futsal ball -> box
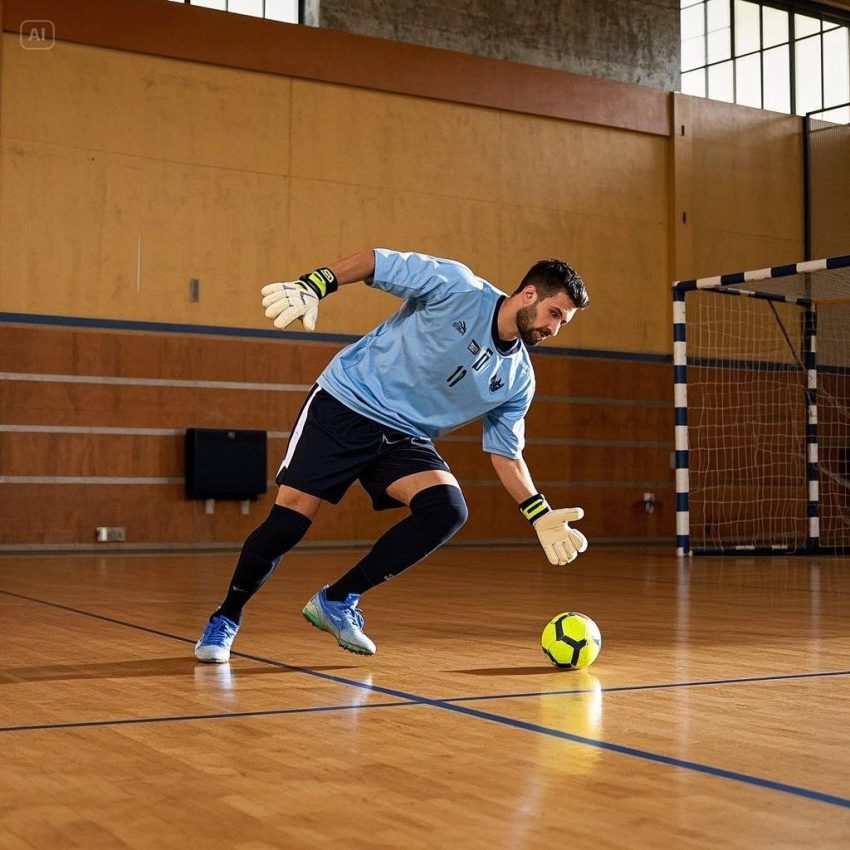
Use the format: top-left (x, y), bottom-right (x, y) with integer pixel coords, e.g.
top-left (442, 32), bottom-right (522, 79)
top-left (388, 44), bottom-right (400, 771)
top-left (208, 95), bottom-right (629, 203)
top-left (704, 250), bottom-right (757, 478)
top-left (541, 612), bottom-right (602, 670)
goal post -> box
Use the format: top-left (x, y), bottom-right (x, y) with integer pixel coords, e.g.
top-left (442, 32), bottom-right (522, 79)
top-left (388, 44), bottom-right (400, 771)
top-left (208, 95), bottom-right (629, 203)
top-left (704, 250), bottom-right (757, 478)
top-left (673, 254), bottom-right (850, 556)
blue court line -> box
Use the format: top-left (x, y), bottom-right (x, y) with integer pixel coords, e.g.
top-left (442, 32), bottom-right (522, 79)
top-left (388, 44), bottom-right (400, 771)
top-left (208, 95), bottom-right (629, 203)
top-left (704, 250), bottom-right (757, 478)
top-left (419, 701), bottom-right (850, 810)
top-left (3, 588), bottom-right (850, 810)
top-left (0, 700), bottom-right (412, 734)
top-left (7, 669), bottom-right (847, 736)
top-left (444, 668), bottom-right (850, 704)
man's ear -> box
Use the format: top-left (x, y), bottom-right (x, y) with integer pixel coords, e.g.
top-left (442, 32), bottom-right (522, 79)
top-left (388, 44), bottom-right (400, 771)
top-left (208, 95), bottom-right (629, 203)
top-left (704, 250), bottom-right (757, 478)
top-left (522, 284), bottom-right (537, 303)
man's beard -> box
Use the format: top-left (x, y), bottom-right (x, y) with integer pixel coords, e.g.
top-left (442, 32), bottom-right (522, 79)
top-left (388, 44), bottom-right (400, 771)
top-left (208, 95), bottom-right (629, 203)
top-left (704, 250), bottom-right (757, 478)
top-left (516, 302), bottom-right (548, 346)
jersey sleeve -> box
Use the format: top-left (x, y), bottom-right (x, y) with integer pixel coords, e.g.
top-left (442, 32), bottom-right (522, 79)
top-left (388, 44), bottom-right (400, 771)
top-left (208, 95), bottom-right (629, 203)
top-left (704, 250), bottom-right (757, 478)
top-left (368, 249), bottom-right (479, 302)
top-left (483, 384), bottom-right (534, 459)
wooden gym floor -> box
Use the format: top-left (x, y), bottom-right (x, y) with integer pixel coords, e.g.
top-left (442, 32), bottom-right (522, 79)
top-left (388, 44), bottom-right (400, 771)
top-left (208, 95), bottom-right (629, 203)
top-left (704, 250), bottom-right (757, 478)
top-left (1, 546), bottom-right (849, 849)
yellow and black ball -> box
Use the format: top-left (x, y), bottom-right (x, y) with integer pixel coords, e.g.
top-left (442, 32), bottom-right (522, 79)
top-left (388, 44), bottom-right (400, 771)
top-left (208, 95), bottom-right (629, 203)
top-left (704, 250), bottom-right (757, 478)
top-left (541, 612), bottom-right (602, 670)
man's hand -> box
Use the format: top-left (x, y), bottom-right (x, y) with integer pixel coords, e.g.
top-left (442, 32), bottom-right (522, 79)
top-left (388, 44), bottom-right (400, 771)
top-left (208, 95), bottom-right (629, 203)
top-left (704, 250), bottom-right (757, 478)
top-left (261, 281), bottom-right (320, 331)
top-left (533, 507), bottom-right (588, 565)
top-left (261, 267), bottom-right (338, 332)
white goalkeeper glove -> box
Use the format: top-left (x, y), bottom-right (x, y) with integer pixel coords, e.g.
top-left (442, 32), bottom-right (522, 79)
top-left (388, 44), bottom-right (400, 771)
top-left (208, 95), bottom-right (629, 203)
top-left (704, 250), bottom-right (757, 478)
top-left (260, 267), bottom-right (338, 332)
top-left (520, 494), bottom-right (588, 566)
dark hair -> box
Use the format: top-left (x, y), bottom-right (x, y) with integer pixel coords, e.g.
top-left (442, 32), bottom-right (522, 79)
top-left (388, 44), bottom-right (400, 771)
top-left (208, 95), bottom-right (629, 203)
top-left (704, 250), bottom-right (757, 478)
top-left (513, 259), bottom-right (589, 309)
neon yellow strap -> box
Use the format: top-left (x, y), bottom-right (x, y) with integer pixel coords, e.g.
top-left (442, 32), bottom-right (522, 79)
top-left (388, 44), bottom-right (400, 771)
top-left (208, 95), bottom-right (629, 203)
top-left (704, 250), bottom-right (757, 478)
top-left (298, 268), bottom-right (338, 299)
top-left (520, 494), bottom-right (551, 522)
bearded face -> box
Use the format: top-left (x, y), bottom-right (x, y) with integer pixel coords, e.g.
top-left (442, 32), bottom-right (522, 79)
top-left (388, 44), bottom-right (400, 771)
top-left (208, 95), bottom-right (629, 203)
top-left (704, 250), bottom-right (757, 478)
top-left (515, 300), bottom-right (550, 346)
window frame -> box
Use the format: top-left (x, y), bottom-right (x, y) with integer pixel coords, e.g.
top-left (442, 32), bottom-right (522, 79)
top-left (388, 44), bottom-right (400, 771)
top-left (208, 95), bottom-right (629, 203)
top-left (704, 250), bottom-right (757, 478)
top-left (680, 0), bottom-right (850, 116)
top-left (167, 0), bottom-right (304, 24)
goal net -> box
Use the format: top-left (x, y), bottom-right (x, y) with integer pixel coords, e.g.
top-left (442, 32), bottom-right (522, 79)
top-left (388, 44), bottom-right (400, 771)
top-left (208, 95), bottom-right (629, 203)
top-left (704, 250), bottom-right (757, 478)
top-left (673, 256), bottom-right (850, 555)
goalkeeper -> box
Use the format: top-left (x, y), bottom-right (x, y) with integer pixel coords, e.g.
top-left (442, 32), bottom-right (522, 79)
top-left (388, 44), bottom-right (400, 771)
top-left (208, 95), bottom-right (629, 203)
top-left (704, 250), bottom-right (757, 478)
top-left (195, 249), bottom-right (589, 661)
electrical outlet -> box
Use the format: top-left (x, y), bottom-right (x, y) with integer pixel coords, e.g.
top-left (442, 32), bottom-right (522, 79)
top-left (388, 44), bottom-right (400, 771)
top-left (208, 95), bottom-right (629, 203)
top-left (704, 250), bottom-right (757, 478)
top-left (96, 526), bottom-right (126, 542)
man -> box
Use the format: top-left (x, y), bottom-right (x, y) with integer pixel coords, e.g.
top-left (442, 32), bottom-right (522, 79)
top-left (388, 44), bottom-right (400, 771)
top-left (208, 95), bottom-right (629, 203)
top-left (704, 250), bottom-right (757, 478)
top-left (195, 248), bottom-right (589, 662)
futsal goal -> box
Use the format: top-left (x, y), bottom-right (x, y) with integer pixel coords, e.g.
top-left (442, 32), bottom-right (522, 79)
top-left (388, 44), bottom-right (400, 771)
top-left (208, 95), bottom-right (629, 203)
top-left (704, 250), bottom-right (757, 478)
top-left (673, 255), bottom-right (850, 555)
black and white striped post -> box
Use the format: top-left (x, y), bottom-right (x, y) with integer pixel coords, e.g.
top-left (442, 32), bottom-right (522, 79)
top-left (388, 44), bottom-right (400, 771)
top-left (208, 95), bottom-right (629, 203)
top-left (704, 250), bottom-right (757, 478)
top-left (672, 287), bottom-right (689, 557)
top-left (672, 254), bottom-right (850, 556)
top-left (803, 307), bottom-right (820, 551)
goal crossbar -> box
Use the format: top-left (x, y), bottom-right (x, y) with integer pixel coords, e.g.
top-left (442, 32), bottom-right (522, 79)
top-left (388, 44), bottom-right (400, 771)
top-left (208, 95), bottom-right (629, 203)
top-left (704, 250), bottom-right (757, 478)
top-left (673, 254), bottom-right (850, 293)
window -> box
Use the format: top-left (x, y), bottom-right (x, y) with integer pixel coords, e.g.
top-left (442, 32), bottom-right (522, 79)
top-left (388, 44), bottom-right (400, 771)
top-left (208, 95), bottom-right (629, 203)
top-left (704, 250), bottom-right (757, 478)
top-left (680, 1), bottom-right (850, 118)
top-left (166, 0), bottom-right (300, 24)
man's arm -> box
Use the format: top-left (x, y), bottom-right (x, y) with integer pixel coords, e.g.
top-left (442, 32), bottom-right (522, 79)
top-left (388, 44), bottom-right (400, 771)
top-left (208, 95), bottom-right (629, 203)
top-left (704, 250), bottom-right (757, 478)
top-left (490, 452), bottom-right (537, 503)
top-left (490, 452), bottom-right (588, 566)
top-left (328, 250), bottom-right (376, 286)
top-left (261, 250), bottom-right (376, 331)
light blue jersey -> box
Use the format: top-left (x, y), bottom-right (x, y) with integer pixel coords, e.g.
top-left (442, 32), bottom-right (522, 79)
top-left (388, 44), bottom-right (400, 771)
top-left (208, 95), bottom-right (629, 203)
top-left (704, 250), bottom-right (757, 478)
top-left (317, 249), bottom-right (535, 458)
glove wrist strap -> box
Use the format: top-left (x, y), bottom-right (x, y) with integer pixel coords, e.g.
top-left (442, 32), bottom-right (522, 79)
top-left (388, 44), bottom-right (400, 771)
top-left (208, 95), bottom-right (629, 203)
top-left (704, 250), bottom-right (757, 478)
top-left (299, 268), bottom-right (339, 299)
top-left (519, 493), bottom-right (551, 525)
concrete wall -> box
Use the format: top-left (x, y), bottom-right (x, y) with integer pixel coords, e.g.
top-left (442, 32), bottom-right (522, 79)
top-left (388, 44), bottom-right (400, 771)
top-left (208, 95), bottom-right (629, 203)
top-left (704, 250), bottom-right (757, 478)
top-left (310, 0), bottom-right (681, 90)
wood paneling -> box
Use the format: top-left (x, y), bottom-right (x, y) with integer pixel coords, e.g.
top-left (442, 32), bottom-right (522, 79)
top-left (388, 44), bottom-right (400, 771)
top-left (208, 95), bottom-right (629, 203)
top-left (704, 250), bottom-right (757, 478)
top-left (1, 379), bottom-right (302, 430)
top-left (442, 442), bottom-right (670, 484)
top-left (1, 38), bottom-right (292, 173)
top-left (0, 482), bottom-right (670, 546)
top-left (0, 30), bottom-right (671, 351)
top-left (0, 432), bottom-right (187, 478)
top-left (1, 378), bottom-right (671, 438)
top-left (0, 483), bottom-right (402, 546)
top-left (0, 323), bottom-right (674, 548)
top-left (688, 96), bottom-right (803, 278)
top-left (0, 323), bottom-right (337, 383)
top-left (2, 433), bottom-right (671, 483)
top-left (532, 355), bottom-right (670, 399)
top-left (526, 400), bottom-right (671, 443)
top-left (1, 321), bottom-right (672, 398)
top-left (460, 483), bottom-right (672, 541)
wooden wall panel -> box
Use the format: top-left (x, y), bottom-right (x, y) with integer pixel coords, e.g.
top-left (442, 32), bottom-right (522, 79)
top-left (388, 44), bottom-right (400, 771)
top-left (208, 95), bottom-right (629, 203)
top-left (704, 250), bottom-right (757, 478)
top-left (442, 443), bottom-right (670, 485)
top-left (0, 484), bottom-right (398, 547)
top-left (1, 38), bottom-right (291, 173)
top-left (1, 374), bottom-right (672, 440)
top-left (0, 138), bottom-right (293, 324)
top-left (1, 33), bottom-right (671, 355)
top-left (0, 433), bottom-right (670, 487)
top-left (1, 380), bottom-right (303, 430)
top-left (531, 356), bottom-right (670, 399)
top-left (0, 323), bottom-right (674, 549)
top-left (457, 485), bottom-right (671, 542)
top-left (526, 401), bottom-right (671, 443)
top-left (0, 483), bottom-right (670, 547)
top-left (291, 81), bottom-right (501, 206)
top-left (283, 178), bottom-right (504, 338)
top-left (0, 324), bottom-right (338, 383)
top-left (808, 119), bottom-right (850, 259)
top-left (688, 97), bottom-right (803, 278)
top-left (0, 433), bottom-right (186, 478)
top-left (496, 205), bottom-right (670, 355)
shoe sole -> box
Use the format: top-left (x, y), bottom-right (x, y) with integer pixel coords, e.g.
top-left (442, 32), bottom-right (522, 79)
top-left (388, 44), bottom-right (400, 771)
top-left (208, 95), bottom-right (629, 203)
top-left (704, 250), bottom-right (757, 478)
top-left (194, 644), bottom-right (230, 663)
top-left (302, 607), bottom-right (375, 656)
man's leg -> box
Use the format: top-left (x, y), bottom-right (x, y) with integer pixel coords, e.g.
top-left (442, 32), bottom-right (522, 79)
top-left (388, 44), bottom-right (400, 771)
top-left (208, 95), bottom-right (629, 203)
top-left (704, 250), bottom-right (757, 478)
top-left (327, 470), bottom-right (466, 598)
top-left (302, 471), bottom-right (467, 655)
top-left (195, 486), bottom-right (322, 663)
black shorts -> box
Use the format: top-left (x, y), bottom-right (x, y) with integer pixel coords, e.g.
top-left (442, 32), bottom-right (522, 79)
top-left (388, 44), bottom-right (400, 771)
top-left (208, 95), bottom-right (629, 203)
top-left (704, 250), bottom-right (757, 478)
top-left (275, 386), bottom-right (452, 510)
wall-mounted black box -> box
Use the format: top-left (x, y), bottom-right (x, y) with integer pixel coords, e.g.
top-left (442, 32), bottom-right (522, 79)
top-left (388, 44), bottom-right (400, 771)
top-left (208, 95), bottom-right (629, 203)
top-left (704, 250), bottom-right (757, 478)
top-left (185, 429), bottom-right (267, 500)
